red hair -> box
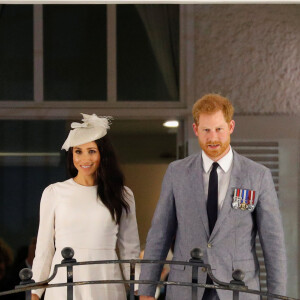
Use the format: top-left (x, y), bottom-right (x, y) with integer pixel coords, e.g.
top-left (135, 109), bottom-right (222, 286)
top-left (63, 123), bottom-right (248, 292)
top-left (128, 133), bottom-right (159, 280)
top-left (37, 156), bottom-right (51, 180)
top-left (192, 93), bottom-right (234, 125)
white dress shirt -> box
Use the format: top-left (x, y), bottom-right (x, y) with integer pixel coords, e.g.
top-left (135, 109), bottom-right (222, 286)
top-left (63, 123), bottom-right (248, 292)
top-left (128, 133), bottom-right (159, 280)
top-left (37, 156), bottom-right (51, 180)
top-left (202, 146), bottom-right (233, 211)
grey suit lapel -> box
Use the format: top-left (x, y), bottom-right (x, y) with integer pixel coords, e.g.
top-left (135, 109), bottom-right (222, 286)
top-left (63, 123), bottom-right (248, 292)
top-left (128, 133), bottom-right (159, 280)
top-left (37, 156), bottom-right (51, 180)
top-left (188, 153), bottom-right (210, 238)
top-left (209, 150), bottom-right (246, 241)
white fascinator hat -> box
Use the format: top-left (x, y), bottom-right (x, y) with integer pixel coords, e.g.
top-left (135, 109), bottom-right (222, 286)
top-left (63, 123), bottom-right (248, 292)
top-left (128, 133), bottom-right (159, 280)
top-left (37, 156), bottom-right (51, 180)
top-left (61, 113), bottom-right (112, 151)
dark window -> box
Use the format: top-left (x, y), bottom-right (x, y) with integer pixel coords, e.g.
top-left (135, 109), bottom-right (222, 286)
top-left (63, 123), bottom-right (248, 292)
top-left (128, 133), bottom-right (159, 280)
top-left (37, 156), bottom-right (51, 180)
top-left (43, 5), bottom-right (107, 101)
top-left (0, 5), bottom-right (33, 100)
top-left (117, 5), bottom-right (179, 101)
top-left (0, 120), bottom-right (67, 250)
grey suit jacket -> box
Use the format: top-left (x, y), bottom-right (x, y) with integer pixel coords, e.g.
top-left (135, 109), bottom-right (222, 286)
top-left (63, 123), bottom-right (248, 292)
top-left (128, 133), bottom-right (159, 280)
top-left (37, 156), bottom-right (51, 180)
top-left (139, 150), bottom-right (287, 300)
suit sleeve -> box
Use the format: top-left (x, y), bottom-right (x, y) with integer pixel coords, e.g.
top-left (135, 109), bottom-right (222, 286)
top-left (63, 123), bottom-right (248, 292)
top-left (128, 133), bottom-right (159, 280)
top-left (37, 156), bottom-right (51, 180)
top-left (31, 185), bottom-right (56, 298)
top-left (117, 187), bottom-right (141, 283)
top-left (256, 168), bottom-right (287, 296)
top-left (138, 163), bottom-right (177, 297)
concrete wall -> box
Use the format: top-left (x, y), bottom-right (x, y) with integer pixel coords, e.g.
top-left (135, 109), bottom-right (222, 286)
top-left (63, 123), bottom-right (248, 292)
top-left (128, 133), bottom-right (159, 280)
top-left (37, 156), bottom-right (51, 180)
top-left (194, 5), bottom-right (300, 114)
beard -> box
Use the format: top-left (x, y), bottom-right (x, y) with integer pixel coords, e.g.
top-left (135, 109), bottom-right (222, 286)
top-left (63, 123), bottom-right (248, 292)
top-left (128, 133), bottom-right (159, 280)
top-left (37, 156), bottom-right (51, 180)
top-left (200, 136), bottom-right (231, 159)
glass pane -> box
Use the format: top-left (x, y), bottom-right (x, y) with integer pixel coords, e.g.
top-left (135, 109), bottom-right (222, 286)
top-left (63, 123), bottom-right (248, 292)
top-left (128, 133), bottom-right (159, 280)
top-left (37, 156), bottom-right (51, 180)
top-left (0, 120), bottom-right (67, 252)
top-left (44, 5), bottom-right (107, 101)
top-left (0, 5), bottom-right (33, 100)
top-left (117, 5), bottom-right (179, 101)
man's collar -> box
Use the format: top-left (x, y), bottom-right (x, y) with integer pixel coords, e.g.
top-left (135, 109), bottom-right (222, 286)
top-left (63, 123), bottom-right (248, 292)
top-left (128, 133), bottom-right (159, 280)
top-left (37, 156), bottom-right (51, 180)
top-left (202, 146), bottom-right (233, 173)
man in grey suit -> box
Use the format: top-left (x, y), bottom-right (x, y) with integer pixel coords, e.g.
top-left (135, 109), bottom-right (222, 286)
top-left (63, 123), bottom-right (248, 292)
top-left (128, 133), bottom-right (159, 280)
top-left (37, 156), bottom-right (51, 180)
top-left (138, 94), bottom-right (287, 300)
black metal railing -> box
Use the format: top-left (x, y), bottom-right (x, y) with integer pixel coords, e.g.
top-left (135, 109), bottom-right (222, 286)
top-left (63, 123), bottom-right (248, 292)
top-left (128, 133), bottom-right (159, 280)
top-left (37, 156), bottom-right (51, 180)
top-left (0, 247), bottom-right (297, 300)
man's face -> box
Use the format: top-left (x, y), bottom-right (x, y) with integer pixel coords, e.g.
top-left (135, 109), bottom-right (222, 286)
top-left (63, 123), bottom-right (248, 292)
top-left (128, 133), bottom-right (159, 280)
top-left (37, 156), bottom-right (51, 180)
top-left (193, 110), bottom-right (235, 161)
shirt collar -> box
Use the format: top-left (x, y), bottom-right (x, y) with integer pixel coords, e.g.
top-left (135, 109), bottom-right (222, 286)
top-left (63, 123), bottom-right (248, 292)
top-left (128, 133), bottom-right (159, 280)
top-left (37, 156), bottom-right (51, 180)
top-left (202, 146), bottom-right (233, 173)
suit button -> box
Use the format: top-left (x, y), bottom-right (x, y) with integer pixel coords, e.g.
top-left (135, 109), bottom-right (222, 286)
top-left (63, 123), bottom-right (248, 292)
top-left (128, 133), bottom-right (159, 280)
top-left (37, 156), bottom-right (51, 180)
top-left (207, 243), bottom-right (212, 248)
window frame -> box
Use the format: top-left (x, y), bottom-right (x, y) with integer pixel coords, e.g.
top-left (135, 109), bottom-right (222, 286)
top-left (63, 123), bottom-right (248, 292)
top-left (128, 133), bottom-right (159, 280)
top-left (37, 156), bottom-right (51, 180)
top-left (0, 4), bottom-right (196, 120)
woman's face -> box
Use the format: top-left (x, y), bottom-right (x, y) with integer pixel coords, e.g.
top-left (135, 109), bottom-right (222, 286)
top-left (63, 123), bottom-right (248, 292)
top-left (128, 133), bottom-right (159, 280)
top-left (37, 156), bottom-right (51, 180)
top-left (72, 141), bottom-right (100, 179)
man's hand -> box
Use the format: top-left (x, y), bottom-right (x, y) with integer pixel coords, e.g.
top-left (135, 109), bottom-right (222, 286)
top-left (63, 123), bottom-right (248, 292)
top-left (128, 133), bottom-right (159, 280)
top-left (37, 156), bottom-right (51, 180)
top-left (31, 294), bottom-right (39, 300)
top-left (139, 296), bottom-right (155, 300)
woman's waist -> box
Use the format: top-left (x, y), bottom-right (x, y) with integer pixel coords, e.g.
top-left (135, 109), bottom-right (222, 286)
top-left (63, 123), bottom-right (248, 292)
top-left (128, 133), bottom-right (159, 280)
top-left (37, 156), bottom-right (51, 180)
top-left (55, 244), bottom-right (116, 251)
top-left (53, 246), bottom-right (118, 264)
top-left (54, 233), bottom-right (117, 250)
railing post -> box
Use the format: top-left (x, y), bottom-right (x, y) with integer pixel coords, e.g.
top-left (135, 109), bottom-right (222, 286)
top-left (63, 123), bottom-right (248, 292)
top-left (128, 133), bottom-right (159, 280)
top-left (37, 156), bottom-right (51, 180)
top-left (232, 290), bottom-right (239, 300)
top-left (189, 248), bottom-right (204, 300)
top-left (61, 247), bottom-right (77, 300)
top-left (129, 261), bottom-right (135, 300)
top-left (229, 269), bottom-right (246, 300)
top-left (19, 268), bottom-right (35, 300)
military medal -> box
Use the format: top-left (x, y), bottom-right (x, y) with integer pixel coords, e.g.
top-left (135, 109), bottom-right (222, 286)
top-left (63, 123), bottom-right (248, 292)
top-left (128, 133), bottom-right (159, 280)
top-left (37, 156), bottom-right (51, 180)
top-left (240, 189), bottom-right (248, 210)
top-left (232, 188), bottom-right (240, 209)
top-left (232, 188), bottom-right (256, 211)
top-left (247, 190), bottom-right (255, 212)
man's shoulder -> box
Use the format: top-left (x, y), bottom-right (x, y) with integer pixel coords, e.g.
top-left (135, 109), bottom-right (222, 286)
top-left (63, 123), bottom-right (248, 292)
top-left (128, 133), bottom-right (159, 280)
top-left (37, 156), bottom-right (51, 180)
top-left (169, 152), bottom-right (200, 169)
top-left (233, 150), bottom-right (269, 173)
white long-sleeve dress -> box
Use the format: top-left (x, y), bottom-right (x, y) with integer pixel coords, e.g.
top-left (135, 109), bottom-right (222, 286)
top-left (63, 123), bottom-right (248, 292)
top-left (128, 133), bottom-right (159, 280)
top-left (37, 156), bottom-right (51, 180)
top-left (31, 178), bottom-right (140, 300)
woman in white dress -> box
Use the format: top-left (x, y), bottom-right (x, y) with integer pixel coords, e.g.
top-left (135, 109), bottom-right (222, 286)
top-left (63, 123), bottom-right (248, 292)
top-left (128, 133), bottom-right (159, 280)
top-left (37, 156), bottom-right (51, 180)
top-left (31, 114), bottom-right (140, 300)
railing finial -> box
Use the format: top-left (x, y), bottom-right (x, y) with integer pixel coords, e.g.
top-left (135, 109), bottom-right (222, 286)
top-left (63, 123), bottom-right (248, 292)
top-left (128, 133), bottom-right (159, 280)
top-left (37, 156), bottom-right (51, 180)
top-left (61, 247), bottom-right (75, 260)
top-left (230, 269), bottom-right (246, 286)
top-left (19, 268), bottom-right (35, 285)
top-left (190, 248), bottom-right (204, 263)
top-left (61, 247), bottom-right (76, 263)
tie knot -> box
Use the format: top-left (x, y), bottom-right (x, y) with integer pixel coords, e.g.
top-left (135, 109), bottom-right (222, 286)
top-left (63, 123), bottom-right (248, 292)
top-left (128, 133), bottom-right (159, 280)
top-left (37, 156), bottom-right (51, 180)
top-left (212, 162), bottom-right (219, 171)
